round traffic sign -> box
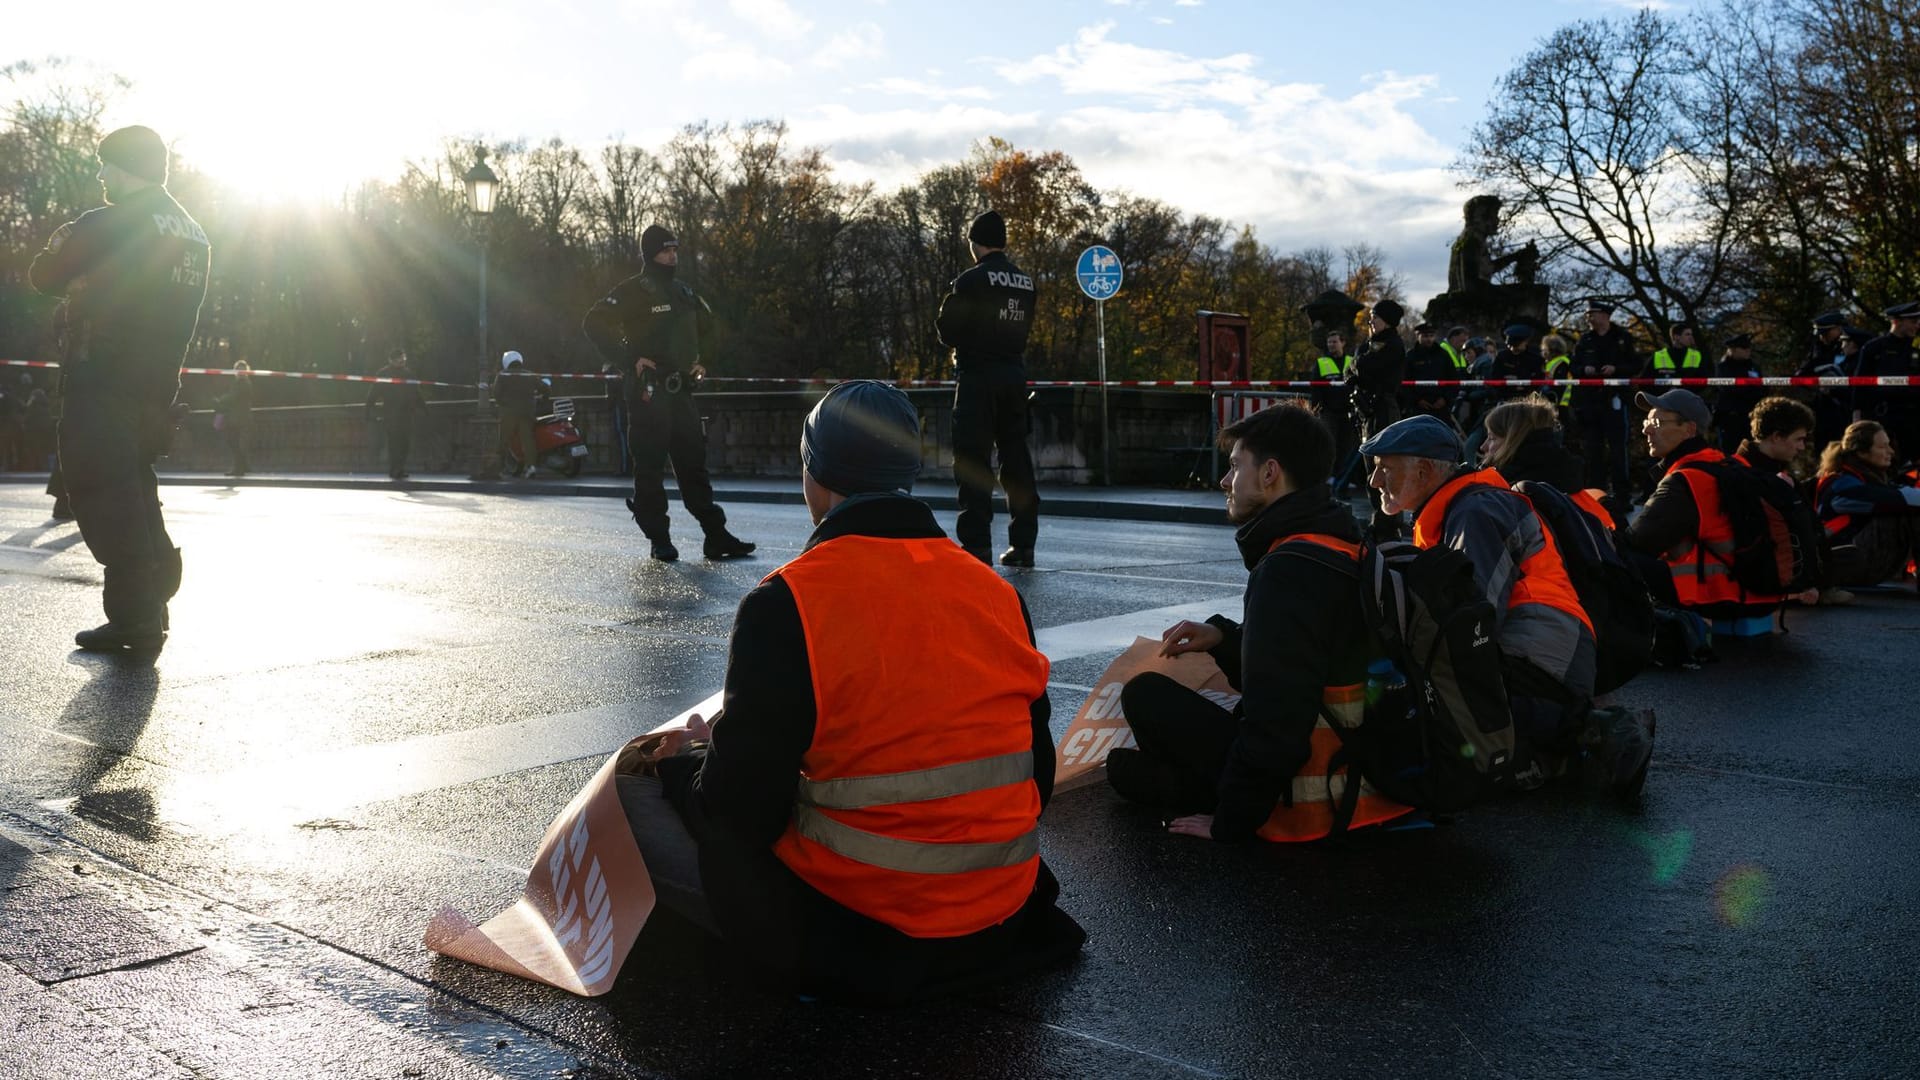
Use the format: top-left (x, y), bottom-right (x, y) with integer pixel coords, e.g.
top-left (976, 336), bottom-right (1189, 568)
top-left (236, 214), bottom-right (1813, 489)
top-left (1076, 245), bottom-right (1123, 301)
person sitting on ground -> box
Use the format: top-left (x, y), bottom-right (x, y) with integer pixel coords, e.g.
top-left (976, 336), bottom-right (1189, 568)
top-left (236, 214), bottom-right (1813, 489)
top-left (1364, 414), bottom-right (1598, 781)
top-left (625, 380), bottom-right (1083, 1003)
top-left (1620, 390), bottom-right (1783, 617)
top-left (1480, 395), bottom-right (1583, 494)
top-left (1816, 420), bottom-right (1920, 589)
top-left (1106, 401), bottom-right (1413, 842)
top-left (1732, 396), bottom-right (1848, 606)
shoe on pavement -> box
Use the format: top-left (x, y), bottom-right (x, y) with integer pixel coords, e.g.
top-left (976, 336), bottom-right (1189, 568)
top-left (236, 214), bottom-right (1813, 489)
top-left (75, 620), bottom-right (166, 652)
top-left (963, 546), bottom-right (992, 566)
top-left (998, 546), bottom-right (1035, 568)
top-left (650, 538), bottom-right (680, 562)
top-left (50, 502), bottom-right (73, 522)
top-left (704, 532), bottom-right (756, 559)
top-left (522, 465), bottom-right (537, 478)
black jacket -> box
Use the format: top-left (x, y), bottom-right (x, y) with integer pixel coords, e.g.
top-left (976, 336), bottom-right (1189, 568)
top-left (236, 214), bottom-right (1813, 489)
top-left (492, 366), bottom-right (543, 417)
top-left (582, 265), bottom-right (714, 406)
top-left (1351, 328), bottom-right (1406, 413)
top-left (656, 494), bottom-right (1082, 1000)
top-left (1857, 333), bottom-right (1920, 422)
top-left (1572, 324), bottom-right (1639, 418)
top-left (936, 251), bottom-right (1035, 372)
top-left (363, 365), bottom-right (424, 420)
top-left (1402, 342), bottom-right (1455, 412)
top-left (28, 185), bottom-right (210, 408)
top-left (1498, 428), bottom-right (1584, 492)
top-left (1199, 485), bottom-right (1371, 842)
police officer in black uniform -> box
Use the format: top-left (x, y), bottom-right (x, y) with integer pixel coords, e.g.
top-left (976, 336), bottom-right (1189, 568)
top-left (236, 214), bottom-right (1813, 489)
top-left (29, 126), bottom-right (208, 650)
top-left (1856, 301), bottom-right (1920, 464)
top-left (937, 210), bottom-right (1039, 567)
top-left (583, 225), bottom-right (754, 562)
top-left (1796, 310), bottom-right (1851, 452)
top-left (1572, 299), bottom-right (1639, 508)
top-left (1351, 298), bottom-right (1406, 537)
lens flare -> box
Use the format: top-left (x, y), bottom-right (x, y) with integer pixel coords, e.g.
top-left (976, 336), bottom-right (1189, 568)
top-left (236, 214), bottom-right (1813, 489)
top-left (1715, 863), bottom-right (1770, 927)
top-left (1632, 829), bottom-right (1693, 884)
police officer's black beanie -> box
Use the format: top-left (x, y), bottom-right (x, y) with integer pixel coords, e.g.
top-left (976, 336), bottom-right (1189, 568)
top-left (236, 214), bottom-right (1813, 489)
top-left (802, 381), bottom-right (922, 496)
top-left (641, 225), bottom-right (677, 262)
top-left (98, 126), bottom-right (168, 184)
top-left (968, 210), bottom-right (1007, 248)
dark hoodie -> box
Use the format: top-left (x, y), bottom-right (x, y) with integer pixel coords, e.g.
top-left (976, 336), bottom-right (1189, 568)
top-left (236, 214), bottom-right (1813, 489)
top-left (1496, 428), bottom-right (1584, 492)
top-left (1200, 483), bottom-right (1373, 841)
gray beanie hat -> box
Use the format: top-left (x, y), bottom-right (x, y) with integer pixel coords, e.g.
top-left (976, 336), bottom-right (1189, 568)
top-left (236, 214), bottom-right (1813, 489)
top-left (801, 381), bottom-right (923, 495)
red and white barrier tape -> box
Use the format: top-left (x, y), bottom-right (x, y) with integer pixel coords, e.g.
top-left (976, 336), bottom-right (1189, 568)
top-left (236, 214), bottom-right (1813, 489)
top-left (1, 358), bottom-right (1908, 390)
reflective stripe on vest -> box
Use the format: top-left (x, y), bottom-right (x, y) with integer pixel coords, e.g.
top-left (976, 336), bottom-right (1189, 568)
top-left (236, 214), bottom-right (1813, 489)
top-left (1316, 355), bottom-right (1341, 378)
top-left (1257, 533), bottom-right (1414, 842)
top-left (1441, 341), bottom-right (1469, 371)
top-left (770, 534), bottom-right (1048, 937)
top-left (1664, 449), bottom-right (1771, 608)
top-left (1413, 468), bottom-right (1595, 636)
top-left (1652, 347), bottom-right (1704, 372)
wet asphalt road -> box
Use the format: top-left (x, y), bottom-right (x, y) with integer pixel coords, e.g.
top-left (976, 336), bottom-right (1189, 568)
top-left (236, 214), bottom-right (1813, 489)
top-left (0, 479), bottom-right (1916, 1079)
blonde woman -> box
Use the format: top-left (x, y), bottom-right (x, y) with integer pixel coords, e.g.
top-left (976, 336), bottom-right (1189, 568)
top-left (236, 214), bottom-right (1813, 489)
top-left (1479, 394), bottom-right (1582, 491)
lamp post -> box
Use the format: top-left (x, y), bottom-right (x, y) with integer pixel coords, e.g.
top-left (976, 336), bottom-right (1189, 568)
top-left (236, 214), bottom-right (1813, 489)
top-left (462, 146), bottom-right (499, 479)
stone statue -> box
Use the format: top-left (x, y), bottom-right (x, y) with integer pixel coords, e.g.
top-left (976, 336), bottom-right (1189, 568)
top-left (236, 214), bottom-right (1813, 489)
top-left (1426, 194), bottom-right (1549, 335)
top-left (1447, 195), bottom-right (1538, 292)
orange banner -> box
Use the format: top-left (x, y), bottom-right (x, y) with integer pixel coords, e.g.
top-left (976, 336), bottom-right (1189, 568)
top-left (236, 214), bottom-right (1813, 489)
top-left (424, 690), bottom-right (723, 996)
top-left (1053, 637), bottom-right (1239, 793)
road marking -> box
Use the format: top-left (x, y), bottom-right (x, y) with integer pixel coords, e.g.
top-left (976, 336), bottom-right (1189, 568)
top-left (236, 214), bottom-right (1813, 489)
top-left (1035, 598), bottom-right (1238, 662)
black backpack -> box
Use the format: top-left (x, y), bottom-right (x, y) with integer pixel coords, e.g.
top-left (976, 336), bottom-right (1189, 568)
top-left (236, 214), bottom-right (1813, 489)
top-left (1511, 481), bottom-right (1655, 694)
top-left (1294, 539), bottom-right (1537, 812)
top-left (1676, 458), bottom-right (1825, 596)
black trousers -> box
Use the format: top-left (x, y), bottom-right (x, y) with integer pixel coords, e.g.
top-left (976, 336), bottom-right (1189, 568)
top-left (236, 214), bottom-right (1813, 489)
top-left (57, 397), bottom-right (180, 626)
top-left (627, 390), bottom-right (724, 540)
top-left (1580, 404), bottom-right (1631, 501)
top-left (953, 373), bottom-right (1039, 552)
top-left (1828, 516), bottom-right (1920, 586)
top-left (1106, 672), bottom-right (1238, 811)
top-left (382, 414), bottom-right (412, 476)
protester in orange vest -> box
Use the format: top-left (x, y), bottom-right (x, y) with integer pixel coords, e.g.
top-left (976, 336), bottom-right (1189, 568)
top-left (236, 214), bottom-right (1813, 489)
top-left (1107, 401), bottom-right (1413, 842)
top-left (1622, 389), bottom-right (1785, 618)
top-left (1364, 414), bottom-right (1614, 775)
top-left (1816, 420), bottom-right (1920, 587)
top-left (625, 380), bottom-right (1083, 1002)
top-left (1734, 396), bottom-right (1851, 606)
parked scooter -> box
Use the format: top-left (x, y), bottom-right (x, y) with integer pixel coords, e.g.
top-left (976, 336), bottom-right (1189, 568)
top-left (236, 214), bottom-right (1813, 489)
top-left (522, 392), bottom-right (589, 477)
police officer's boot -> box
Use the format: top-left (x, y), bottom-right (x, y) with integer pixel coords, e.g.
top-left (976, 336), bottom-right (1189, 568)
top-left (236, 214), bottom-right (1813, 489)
top-left (703, 529), bottom-right (755, 560)
top-left (80, 562), bottom-right (166, 651)
top-left (649, 536), bottom-right (679, 562)
top-left (998, 546), bottom-right (1035, 568)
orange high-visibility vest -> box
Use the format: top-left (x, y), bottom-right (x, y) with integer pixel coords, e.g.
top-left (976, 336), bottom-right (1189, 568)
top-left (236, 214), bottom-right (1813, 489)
top-left (1570, 488), bottom-right (1618, 532)
top-left (1815, 467), bottom-right (1861, 540)
top-left (1662, 448), bottom-right (1783, 610)
top-left (1256, 533), bottom-right (1413, 841)
top-left (1413, 469), bottom-right (1595, 636)
top-left (770, 534), bottom-right (1050, 938)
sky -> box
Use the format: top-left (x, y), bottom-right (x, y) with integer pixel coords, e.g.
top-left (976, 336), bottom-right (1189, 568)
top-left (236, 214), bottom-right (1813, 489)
top-left (6, 0), bottom-right (1687, 304)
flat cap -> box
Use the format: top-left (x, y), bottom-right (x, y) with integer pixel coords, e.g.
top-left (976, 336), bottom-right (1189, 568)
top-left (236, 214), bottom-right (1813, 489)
top-left (1414, 322), bottom-right (1434, 333)
top-left (1502, 322), bottom-right (1533, 341)
top-left (1585, 299), bottom-right (1616, 314)
top-left (1882, 301), bottom-right (1920, 319)
top-left (1635, 389), bottom-right (1712, 432)
top-left (1812, 310), bottom-right (1847, 329)
top-left (1723, 333), bottom-right (1753, 349)
top-left (1358, 414), bottom-right (1463, 462)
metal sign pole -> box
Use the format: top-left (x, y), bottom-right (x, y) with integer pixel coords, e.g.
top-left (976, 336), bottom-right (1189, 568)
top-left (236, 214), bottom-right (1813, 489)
top-left (1096, 298), bottom-right (1110, 485)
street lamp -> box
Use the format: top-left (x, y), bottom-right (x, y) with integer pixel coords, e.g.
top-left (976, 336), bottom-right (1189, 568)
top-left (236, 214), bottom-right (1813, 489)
top-left (463, 146), bottom-right (499, 479)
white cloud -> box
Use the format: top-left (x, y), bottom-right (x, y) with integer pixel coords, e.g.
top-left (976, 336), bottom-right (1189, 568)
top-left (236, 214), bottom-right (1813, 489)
top-left (999, 23), bottom-right (1265, 107)
top-left (812, 23), bottom-right (886, 69)
top-left (1175, 0), bottom-right (1204, 7)
top-left (682, 48), bottom-right (793, 83)
top-left (728, 0), bottom-right (813, 40)
top-left (856, 77), bottom-right (993, 102)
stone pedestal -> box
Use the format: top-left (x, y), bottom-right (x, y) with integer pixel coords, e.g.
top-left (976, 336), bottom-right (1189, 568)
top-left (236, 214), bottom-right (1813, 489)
top-left (1423, 284), bottom-right (1552, 336)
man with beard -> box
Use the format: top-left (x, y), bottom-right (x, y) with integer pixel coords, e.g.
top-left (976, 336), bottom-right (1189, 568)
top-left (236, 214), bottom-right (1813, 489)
top-left (584, 225), bottom-right (755, 562)
top-left (29, 126), bottom-right (208, 650)
top-left (1105, 401), bottom-right (1413, 842)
